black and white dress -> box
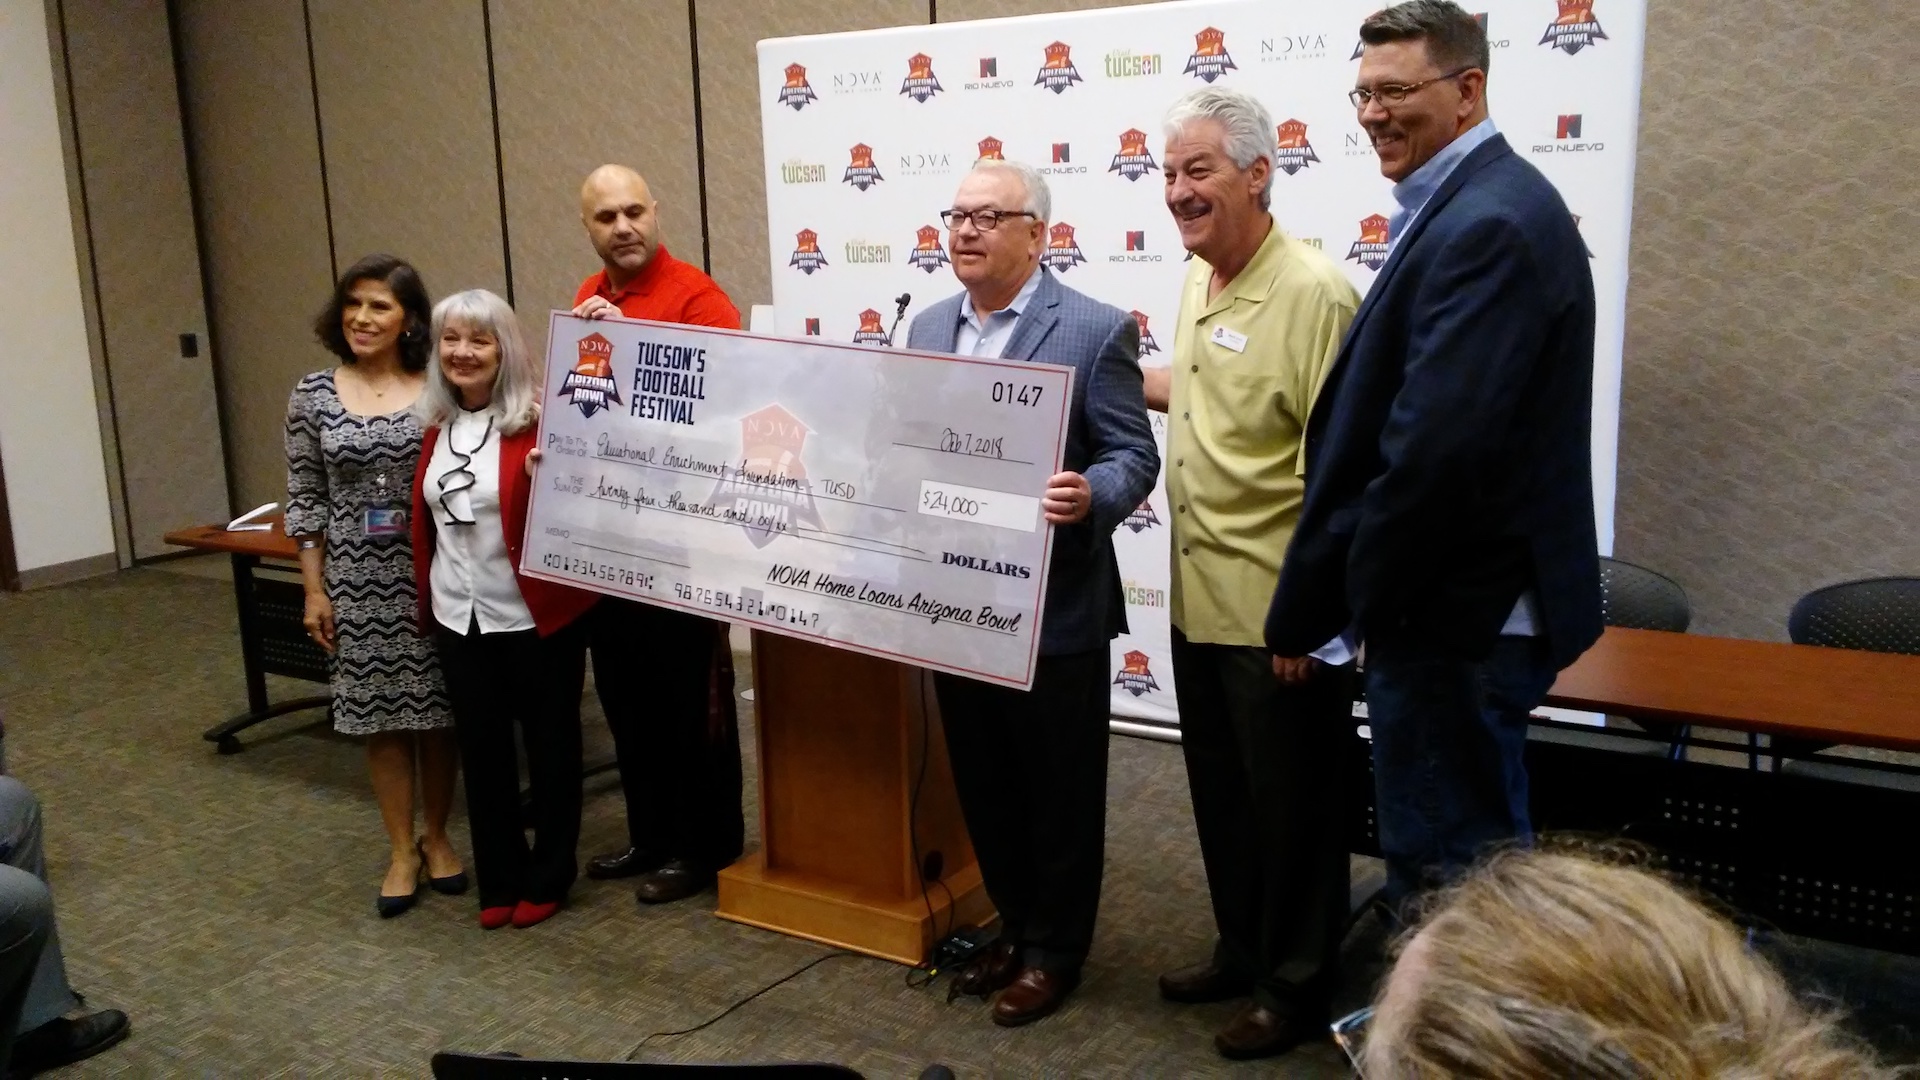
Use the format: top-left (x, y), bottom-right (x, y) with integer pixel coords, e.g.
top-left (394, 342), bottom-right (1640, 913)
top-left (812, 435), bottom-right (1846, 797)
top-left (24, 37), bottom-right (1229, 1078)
top-left (285, 369), bottom-right (452, 735)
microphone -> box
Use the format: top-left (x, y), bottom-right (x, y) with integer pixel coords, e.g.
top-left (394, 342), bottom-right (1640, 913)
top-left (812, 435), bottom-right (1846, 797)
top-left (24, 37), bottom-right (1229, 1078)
top-left (885, 292), bottom-right (911, 346)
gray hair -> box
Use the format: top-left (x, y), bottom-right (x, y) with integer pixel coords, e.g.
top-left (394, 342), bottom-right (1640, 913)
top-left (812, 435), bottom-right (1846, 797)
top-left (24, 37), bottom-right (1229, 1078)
top-left (414, 289), bottom-right (540, 436)
top-left (1359, 0), bottom-right (1491, 74)
top-left (1163, 86), bottom-right (1276, 209)
top-left (968, 158), bottom-right (1051, 221)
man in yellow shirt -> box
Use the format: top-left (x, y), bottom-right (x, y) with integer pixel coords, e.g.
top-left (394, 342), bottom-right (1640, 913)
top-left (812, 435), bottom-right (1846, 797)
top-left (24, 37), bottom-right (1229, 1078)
top-left (1144, 86), bottom-right (1360, 1061)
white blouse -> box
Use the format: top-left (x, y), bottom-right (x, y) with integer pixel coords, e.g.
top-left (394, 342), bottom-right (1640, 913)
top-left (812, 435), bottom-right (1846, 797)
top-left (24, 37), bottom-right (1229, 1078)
top-left (427, 409), bottom-right (534, 634)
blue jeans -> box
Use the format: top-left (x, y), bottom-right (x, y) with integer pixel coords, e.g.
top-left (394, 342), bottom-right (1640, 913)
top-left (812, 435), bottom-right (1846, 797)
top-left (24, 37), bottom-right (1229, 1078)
top-left (1364, 634), bottom-right (1559, 905)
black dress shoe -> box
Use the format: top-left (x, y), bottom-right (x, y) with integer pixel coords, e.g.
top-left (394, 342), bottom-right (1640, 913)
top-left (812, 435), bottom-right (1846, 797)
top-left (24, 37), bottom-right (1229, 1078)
top-left (952, 940), bottom-right (1021, 998)
top-left (1158, 958), bottom-right (1254, 1003)
top-left (10, 1009), bottom-right (131, 1075)
top-left (633, 858), bottom-right (716, 904)
top-left (586, 847), bottom-right (668, 881)
top-left (1214, 1000), bottom-right (1327, 1060)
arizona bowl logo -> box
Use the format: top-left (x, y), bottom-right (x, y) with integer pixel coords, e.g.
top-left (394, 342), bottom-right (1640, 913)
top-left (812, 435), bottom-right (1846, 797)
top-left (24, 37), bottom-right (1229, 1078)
top-left (907, 225), bottom-right (950, 273)
top-left (788, 229), bottom-right (828, 275)
top-left (900, 52), bottom-right (943, 102)
top-left (1043, 223), bottom-right (1087, 273)
top-left (1108, 128), bottom-right (1158, 181)
top-left (1113, 650), bottom-right (1162, 696)
top-left (778, 63), bottom-right (818, 111)
top-left (1121, 498), bottom-right (1161, 534)
top-left (1035, 41), bottom-right (1083, 94)
top-left (976, 136), bottom-right (1005, 161)
top-left (1184, 27), bottom-right (1237, 82)
top-left (843, 143), bottom-right (884, 191)
top-left (557, 332), bottom-right (621, 417)
top-left (1129, 311), bottom-right (1161, 355)
top-left (710, 404), bottom-right (825, 549)
top-left (1274, 119), bottom-right (1321, 175)
top-left (852, 308), bottom-right (891, 346)
top-left (1347, 214), bottom-right (1391, 270)
top-left (1541, 0), bottom-right (1608, 54)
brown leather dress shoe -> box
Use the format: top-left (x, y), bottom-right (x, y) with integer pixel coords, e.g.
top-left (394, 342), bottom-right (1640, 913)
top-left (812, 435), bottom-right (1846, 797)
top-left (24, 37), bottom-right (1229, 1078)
top-left (1214, 1000), bottom-right (1326, 1060)
top-left (992, 967), bottom-right (1077, 1027)
top-left (952, 940), bottom-right (1021, 998)
top-left (1158, 958), bottom-right (1254, 1004)
top-left (633, 858), bottom-right (717, 904)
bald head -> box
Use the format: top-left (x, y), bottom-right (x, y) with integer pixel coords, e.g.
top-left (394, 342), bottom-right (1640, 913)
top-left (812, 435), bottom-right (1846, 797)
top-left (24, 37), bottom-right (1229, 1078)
top-left (580, 164), bottom-right (661, 287)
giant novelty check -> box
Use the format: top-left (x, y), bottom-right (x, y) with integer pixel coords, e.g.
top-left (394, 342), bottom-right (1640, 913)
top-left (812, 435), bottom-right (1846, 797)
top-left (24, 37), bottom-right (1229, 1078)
top-left (519, 314), bottom-right (1074, 689)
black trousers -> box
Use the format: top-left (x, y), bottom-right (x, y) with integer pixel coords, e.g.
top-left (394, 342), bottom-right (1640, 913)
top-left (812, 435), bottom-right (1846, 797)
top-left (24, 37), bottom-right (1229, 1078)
top-left (588, 598), bottom-right (745, 869)
top-left (437, 617), bottom-right (588, 909)
top-left (933, 649), bottom-right (1110, 978)
top-left (1170, 628), bottom-right (1355, 1013)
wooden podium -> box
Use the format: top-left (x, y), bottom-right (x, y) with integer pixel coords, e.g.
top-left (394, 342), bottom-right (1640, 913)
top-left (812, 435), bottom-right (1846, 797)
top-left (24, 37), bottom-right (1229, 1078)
top-left (716, 633), bottom-right (994, 964)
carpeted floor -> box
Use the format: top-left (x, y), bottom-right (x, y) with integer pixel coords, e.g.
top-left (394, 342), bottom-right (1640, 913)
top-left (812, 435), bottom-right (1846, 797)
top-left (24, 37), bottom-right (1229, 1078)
top-left (0, 563), bottom-right (1913, 1077)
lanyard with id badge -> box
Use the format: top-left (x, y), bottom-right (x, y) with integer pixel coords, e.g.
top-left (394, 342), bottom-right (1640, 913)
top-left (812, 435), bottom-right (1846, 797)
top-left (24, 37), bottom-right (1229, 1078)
top-left (363, 472), bottom-right (408, 542)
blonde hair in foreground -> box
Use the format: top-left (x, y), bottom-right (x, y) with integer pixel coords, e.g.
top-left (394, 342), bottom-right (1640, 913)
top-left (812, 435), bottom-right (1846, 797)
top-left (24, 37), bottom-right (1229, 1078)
top-left (1361, 847), bottom-right (1901, 1079)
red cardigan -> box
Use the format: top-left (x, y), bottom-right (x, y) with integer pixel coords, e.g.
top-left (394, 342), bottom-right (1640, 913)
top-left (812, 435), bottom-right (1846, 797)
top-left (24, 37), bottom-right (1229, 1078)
top-left (411, 423), bottom-right (599, 637)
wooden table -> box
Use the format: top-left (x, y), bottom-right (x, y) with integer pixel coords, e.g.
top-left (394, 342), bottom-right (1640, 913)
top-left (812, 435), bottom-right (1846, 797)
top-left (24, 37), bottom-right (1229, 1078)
top-left (164, 517), bottom-right (331, 752)
top-left (1547, 626), bottom-right (1920, 753)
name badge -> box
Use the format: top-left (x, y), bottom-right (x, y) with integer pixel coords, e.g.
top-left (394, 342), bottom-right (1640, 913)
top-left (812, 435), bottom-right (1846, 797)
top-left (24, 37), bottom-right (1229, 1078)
top-left (1210, 325), bottom-right (1248, 353)
top-left (363, 506), bottom-right (408, 539)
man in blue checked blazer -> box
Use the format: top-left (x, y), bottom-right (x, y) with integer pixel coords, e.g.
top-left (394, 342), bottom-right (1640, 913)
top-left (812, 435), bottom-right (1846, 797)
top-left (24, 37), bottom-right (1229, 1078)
top-left (906, 159), bottom-right (1158, 1028)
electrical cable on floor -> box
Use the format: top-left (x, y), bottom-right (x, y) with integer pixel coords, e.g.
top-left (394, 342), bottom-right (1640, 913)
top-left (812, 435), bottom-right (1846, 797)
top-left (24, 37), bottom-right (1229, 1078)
top-left (623, 949), bottom-right (859, 1060)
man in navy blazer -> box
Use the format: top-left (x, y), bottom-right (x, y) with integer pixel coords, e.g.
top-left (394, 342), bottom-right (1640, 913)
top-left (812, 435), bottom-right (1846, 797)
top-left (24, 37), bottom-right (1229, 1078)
top-left (907, 160), bottom-right (1158, 1026)
top-left (1265, 0), bottom-right (1603, 905)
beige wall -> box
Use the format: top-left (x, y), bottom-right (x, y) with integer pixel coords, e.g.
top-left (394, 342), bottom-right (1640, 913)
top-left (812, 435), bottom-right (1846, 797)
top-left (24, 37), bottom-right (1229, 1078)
top-left (0, 0), bottom-right (117, 574)
top-left (168, 0), bottom-right (1916, 637)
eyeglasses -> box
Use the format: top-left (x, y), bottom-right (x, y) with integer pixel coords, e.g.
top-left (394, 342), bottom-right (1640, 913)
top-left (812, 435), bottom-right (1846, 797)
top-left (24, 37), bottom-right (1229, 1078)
top-left (1330, 1005), bottom-right (1373, 1075)
top-left (939, 208), bottom-right (1037, 232)
top-left (1348, 68), bottom-right (1471, 109)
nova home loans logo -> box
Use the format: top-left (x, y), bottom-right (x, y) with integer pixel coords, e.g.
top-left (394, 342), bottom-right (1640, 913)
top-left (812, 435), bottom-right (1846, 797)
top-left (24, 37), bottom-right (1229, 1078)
top-left (788, 230), bottom-right (828, 275)
top-left (907, 226), bottom-right (950, 273)
top-left (1129, 311), bottom-right (1161, 356)
top-left (1541, 0), bottom-right (1608, 54)
top-left (976, 136), bottom-right (1005, 160)
top-left (779, 159), bottom-right (827, 184)
top-left (1043, 223), bottom-right (1087, 273)
top-left (1035, 42), bottom-right (1084, 94)
top-left (899, 53), bottom-right (943, 102)
top-left (965, 57), bottom-right (1014, 90)
top-left (1343, 129), bottom-right (1376, 159)
top-left (1274, 119), bottom-right (1321, 175)
top-left (897, 150), bottom-right (953, 178)
top-left (844, 239), bottom-right (890, 265)
top-left (1534, 113), bottom-right (1604, 153)
top-left (1104, 48), bottom-right (1162, 78)
top-left (1260, 32), bottom-right (1331, 63)
top-left (842, 144), bottom-right (883, 191)
top-left (830, 68), bottom-right (885, 95)
top-left (1183, 27), bottom-right (1237, 82)
top-left (1107, 128), bottom-right (1158, 181)
top-left (777, 64), bottom-right (818, 110)
top-left (1347, 215), bottom-right (1392, 270)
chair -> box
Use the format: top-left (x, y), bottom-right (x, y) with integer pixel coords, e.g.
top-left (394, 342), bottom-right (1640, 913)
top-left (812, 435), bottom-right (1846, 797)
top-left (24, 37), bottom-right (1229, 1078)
top-left (1598, 556), bottom-right (1691, 632)
top-left (1773, 577), bottom-right (1920, 767)
top-left (430, 1054), bottom-right (867, 1079)
top-left (1596, 557), bottom-right (1692, 757)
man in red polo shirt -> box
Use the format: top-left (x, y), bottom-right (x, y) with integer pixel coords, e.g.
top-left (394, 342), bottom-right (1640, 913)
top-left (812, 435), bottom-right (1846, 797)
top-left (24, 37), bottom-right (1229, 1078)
top-left (571, 164), bottom-right (746, 905)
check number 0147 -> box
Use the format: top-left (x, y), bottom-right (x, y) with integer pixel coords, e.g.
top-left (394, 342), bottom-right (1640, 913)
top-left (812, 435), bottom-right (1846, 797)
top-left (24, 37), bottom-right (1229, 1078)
top-left (918, 479), bottom-right (1040, 533)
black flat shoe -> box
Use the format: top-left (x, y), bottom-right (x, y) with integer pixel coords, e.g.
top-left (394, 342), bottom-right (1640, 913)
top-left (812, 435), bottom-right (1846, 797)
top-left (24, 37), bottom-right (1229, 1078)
top-left (10, 1008), bottom-right (131, 1075)
top-left (376, 885), bottom-right (422, 918)
top-left (419, 839), bottom-right (469, 895)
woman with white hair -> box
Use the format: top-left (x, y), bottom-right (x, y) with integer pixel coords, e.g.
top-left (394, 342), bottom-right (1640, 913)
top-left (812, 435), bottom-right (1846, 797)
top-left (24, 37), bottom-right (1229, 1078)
top-left (407, 289), bottom-right (597, 930)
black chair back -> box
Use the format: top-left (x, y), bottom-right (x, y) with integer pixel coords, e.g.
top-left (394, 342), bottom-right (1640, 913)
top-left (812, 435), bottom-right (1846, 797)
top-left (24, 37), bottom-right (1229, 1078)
top-left (1788, 577), bottom-right (1920, 655)
top-left (431, 1054), bottom-right (863, 1080)
top-left (1599, 557), bottom-right (1691, 633)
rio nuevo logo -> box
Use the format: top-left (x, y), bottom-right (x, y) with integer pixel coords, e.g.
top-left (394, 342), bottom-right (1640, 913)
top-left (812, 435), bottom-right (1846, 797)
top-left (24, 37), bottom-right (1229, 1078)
top-left (899, 52), bottom-right (943, 102)
top-left (1035, 41), bottom-right (1084, 94)
top-left (1541, 0), bottom-right (1607, 54)
top-left (788, 229), bottom-right (828, 275)
top-left (1347, 215), bottom-right (1392, 271)
top-left (1184, 27), bottom-right (1237, 82)
top-left (557, 331), bottom-right (622, 418)
top-left (1038, 142), bottom-right (1086, 176)
top-left (777, 64), bottom-right (818, 110)
top-left (1534, 113), bottom-right (1604, 153)
top-left (966, 57), bottom-right (1014, 91)
top-left (1113, 650), bottom-right (1163, 696)
top-left (1111, 230), bottom-right (1161, 265)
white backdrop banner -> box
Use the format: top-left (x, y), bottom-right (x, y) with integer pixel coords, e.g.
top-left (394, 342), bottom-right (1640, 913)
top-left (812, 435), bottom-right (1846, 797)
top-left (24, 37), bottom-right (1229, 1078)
top-left (758, 0), bottom-right (1644, 732)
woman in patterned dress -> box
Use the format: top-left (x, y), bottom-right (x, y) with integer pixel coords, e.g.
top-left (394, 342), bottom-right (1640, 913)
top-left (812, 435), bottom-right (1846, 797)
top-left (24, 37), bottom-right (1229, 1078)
top-left (286, 254), bottom-right (465, 917)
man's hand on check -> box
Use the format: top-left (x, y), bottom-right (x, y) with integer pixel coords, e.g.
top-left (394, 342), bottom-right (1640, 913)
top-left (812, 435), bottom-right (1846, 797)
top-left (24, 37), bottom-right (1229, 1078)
top-left (525, 447), bottom-right (542, 478)
top-left (1042, 472), bottom-right (1093, 525)
top-left (572, 296), bottom-right (619, 320)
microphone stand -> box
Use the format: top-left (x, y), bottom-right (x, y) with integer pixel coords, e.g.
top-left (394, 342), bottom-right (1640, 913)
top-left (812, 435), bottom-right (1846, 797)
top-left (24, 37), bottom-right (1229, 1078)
top-left (884, 293), bottom-right (911, 346)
